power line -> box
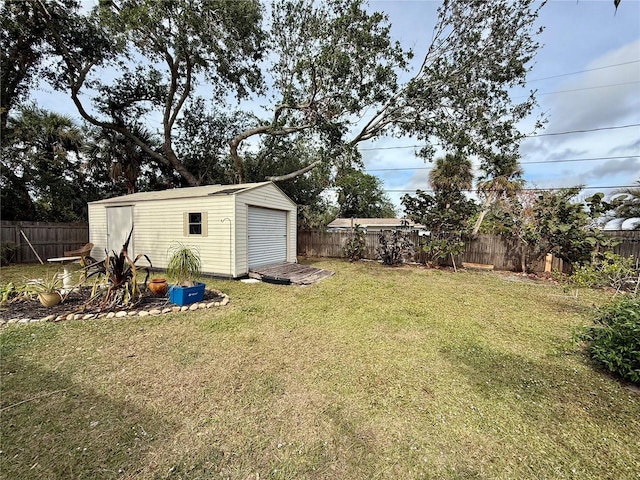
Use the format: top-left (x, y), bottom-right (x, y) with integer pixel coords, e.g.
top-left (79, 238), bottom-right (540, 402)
top-left (382, 185), bottom-right (638, 193)
top-left (527, 60), bottom-right (640, 82)
top-left (528, 123), bottom-right (640, 138)
top-left (521, 155), bottom-right (640, 165)
top-left (366, 155), bottom-right (640, 172)
top-left (360, 124), bottom-right (640, 151)
top-left (533, 81), bottom-right (640, 97)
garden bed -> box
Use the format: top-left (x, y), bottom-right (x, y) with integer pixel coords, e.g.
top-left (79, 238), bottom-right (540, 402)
top-left (0, 286), bottom-right (226, 323)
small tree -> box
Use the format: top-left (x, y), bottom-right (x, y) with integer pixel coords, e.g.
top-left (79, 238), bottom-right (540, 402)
top-left (402, 189), bottom-right (477, 269)
top-left (529, 188), bottom-right (619, 269)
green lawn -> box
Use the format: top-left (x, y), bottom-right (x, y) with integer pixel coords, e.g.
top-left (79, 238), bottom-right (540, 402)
top-left (1, 259), bottom-right (638, 479)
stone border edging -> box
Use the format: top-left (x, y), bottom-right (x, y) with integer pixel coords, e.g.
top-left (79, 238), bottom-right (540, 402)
top-left (1, 288), bottom-right (230, 326)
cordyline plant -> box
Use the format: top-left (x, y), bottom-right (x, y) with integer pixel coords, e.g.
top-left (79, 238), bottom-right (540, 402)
top-left (85, 226), bottom-right (151, 310)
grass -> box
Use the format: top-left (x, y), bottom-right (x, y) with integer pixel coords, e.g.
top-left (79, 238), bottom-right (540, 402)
top-left (1, 259), bottom-right (638, 479)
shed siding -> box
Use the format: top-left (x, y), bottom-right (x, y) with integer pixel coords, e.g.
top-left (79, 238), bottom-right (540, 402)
top-left (133, 196), bottom-right (235, 276)
top-left (88, 204), bottom-right (108, 256)
top-left (90, 196), bottom-right (236, 277)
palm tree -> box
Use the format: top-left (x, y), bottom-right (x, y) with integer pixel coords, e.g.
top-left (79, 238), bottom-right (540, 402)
top-left (4, 105), bottom-right (85, 221)
top-left (428, 153), bottom-right (474, 192)
top-left (85, 124), bottom-right (159, 194)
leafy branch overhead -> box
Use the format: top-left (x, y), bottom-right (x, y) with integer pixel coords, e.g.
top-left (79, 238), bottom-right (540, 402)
top-left (17, 0), bottom-right (545, 186)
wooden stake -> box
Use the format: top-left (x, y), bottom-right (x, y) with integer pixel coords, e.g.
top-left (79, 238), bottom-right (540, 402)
top-left (20, 230), bottom-right (44, 264)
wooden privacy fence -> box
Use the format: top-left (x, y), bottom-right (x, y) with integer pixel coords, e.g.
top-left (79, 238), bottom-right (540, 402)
top-left (0, 221), bottom-right (89, 264)
top-left (297, 229), bottom-right (640, 272)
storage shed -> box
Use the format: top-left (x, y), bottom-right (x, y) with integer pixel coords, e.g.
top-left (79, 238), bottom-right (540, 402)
top-left (88, 182), bottom-right (297, 278)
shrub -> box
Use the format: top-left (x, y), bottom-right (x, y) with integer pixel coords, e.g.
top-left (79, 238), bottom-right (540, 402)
top-left (575, 295), bottom-right (640, 384)
top-left (421, 233), bottom-right (465, 268)
top-left (343, 224), bottom-right (367, 262)
top-left (571, 252), bottom-right (638, 292)
top-left (376, 230), bottom-right (415, 266)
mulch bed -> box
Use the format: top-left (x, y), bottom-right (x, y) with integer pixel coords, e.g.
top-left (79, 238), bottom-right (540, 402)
top-left (0, 287), bottom-right (225, 321)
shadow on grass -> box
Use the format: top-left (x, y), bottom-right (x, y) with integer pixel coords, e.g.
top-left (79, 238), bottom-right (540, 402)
top-left (0, 353), bottom-right (175, 479)
top-left (439, 340), bottom-right (634, 425)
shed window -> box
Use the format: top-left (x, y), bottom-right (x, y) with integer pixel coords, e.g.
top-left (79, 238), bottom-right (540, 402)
top-left (183, 212), bottom-right (208, 237)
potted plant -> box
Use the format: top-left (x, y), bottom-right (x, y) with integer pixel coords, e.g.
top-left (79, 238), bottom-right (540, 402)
top-left (166, 243), bottom-right (205, 306)
top-left (28, 271), bottom-right (63, 307)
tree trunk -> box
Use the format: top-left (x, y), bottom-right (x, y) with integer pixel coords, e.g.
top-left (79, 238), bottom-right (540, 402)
top-left (472, 191), bottom-right (497, 235)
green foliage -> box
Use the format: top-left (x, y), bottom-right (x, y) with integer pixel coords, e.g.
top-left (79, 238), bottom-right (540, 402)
top-left (25, 0), bottom-right (544, 188)
top-left (166, 243), bottom-right (202, 287)
top-left (87, 227), bottom-right (152, 309)
top-left (428, 153), bottom-right (474, 192)
top-left (575, 295), bottom-right (640, 384)
top-left (402, 189), bottom-right (477, 237)
top-left (343, 224), bottom-right (367, 262)
top-left (1, 105), bottom-right (113, 221)
top-left (0, 282), bottom-right (23, 304)
top-left (403, 152), bottom-right (477, 269)
top-left (376, 230), bottom-right (415, 266)
top-left (26, 270), bottom-right (63, 294)
top-left (1, 0), bottom-right (80, 134)
top-left (421, 233), bottom-right (465, 268)
top-left (528, 187), bottom-right (618, 268)
top-left (336, 169), bottom-right (397, 218)
top-left (571, 253), bottom-right (638, 292)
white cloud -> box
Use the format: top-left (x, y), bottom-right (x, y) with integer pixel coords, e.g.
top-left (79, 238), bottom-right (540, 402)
top-left (544, 39), bottom-right (640, 133)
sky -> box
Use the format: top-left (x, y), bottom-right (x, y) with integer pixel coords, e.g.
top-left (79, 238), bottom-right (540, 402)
top-left (28, 0), bottom-right (640, 218)
top-left (362, 0), bottom-right (640, 213)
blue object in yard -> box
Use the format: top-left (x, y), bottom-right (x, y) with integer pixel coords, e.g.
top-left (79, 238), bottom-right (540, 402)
top-left (169, 282), bottom-right (206, 306)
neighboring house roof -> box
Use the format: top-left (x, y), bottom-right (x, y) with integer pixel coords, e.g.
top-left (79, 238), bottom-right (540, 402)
top-left (89, 181), bottom-right (295, 207)
top-left (327, 218), bottom-right (424, 229)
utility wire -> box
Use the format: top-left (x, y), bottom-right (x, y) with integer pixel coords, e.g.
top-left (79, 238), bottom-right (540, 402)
top-left (382, 185), bottom-right (638, 193)
top-left (527, 60), bottom-right (640, 82)
top-left (360, 124), bottom-right (640, 151)
top-left (535, 80), bottom-right (640, 97)
top-left (366, 155), bottom-right (640, 172)
top-left (529, 123), bottom-right (640, 137)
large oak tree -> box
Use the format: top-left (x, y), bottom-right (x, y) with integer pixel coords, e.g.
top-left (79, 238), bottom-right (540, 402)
top-left (28, 0), bottom-right (545, 187)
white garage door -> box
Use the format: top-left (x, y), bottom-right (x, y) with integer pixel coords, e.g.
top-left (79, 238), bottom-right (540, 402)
top-left (248, 207), bottom-right (287, 269)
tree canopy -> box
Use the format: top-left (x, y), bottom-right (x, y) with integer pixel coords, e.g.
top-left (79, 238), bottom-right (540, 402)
top-left (0, 105), bottom-right (108, 221)
top-left (11, 0), bottom-right (546, 187)
top-left (335, 169), bottom-right (397, 219)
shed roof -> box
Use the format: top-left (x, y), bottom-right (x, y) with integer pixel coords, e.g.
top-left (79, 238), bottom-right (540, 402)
top-left (89, 181), bottom-right (292, 206)
top-left (328, 218), bottom-right (424, 229)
